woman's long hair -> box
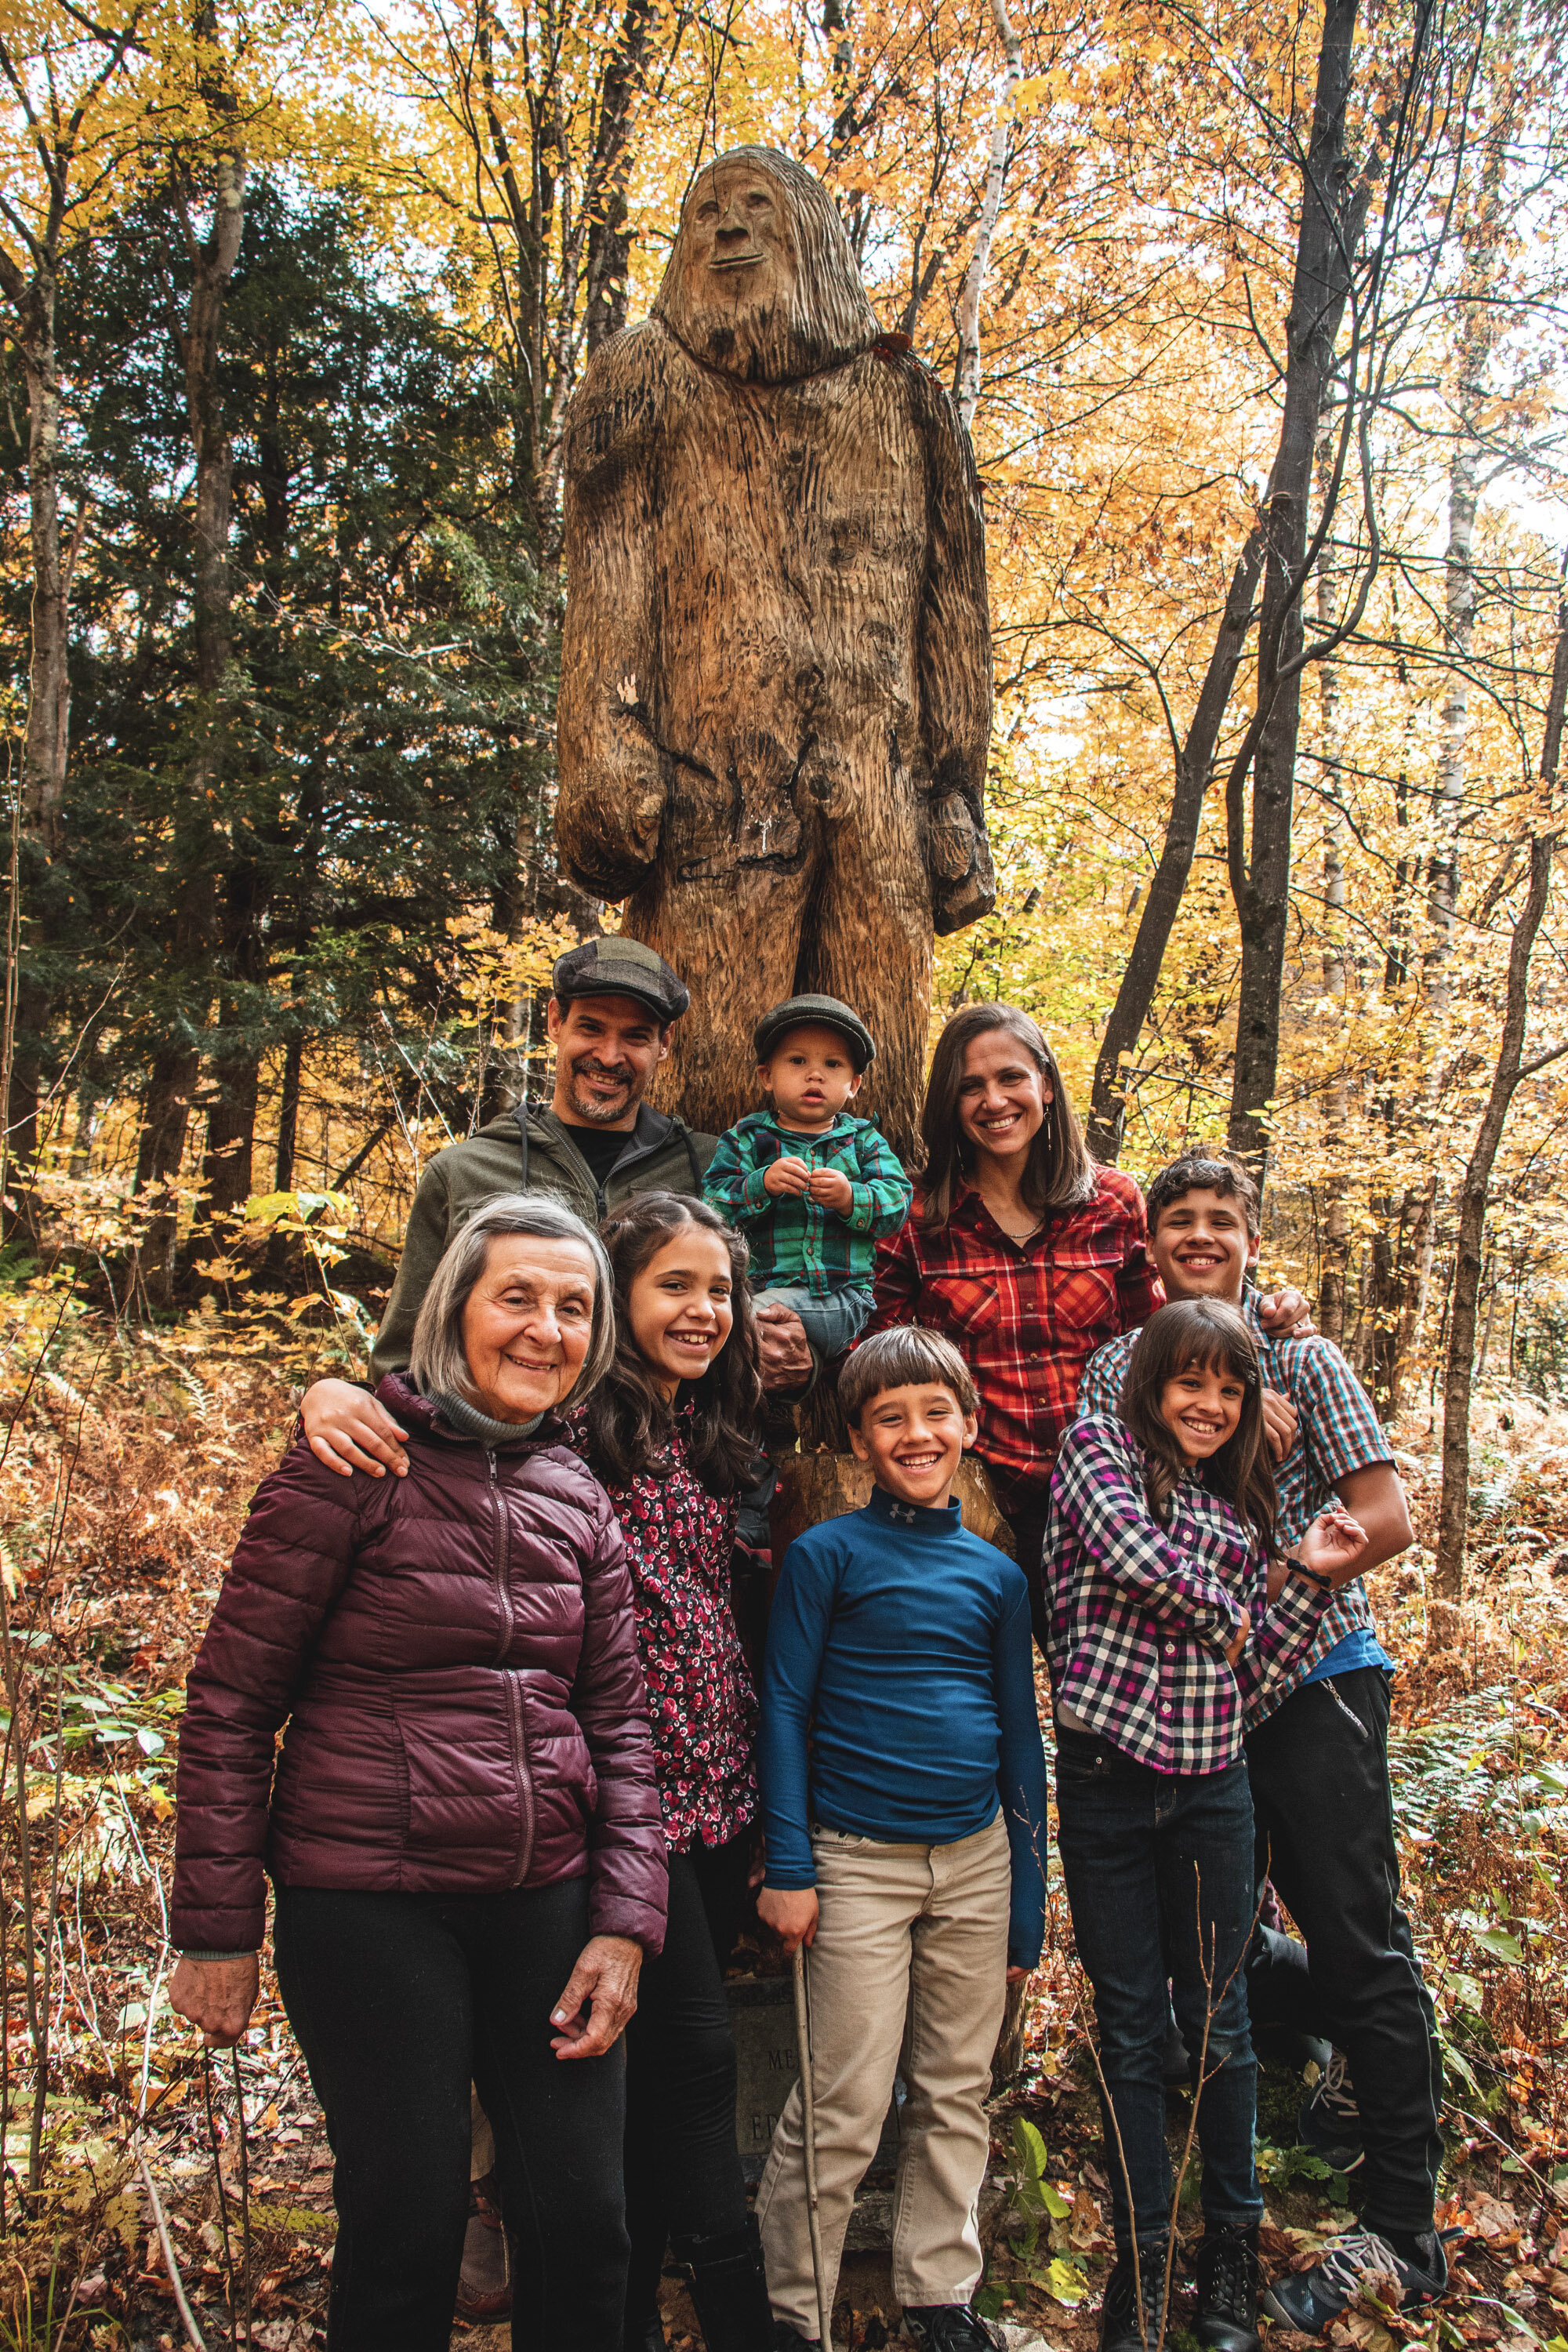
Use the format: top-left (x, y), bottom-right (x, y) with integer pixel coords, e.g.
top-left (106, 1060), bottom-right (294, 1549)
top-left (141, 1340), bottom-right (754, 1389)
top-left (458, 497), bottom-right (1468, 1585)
top-left (1119, 1299), bottom-right (1277, 1554)
top-left (583, 1192), bottom-right (764, 1494)
top-left (917, 1002), bottom-right (1096, 1229)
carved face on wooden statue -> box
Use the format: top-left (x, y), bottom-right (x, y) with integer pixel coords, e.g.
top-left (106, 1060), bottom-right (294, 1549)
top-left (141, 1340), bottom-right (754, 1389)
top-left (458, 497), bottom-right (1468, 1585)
top-left (653, 147), bottom-right (879, 384)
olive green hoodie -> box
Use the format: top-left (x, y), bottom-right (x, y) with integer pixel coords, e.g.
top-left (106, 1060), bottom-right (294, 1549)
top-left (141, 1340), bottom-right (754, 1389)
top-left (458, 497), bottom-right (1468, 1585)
top-left (369, 1102), bottom-right (718, 1381)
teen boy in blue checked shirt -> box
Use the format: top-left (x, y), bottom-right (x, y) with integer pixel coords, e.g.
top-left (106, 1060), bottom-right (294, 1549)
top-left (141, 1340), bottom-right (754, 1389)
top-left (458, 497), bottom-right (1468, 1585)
top-left (1076, 1153), bottom-right (1444, 2332)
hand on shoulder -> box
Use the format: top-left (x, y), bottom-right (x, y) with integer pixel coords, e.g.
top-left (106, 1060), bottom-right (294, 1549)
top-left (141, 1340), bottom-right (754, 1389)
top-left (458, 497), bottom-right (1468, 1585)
top-left (300, 1378), bottom-right (409, 1480)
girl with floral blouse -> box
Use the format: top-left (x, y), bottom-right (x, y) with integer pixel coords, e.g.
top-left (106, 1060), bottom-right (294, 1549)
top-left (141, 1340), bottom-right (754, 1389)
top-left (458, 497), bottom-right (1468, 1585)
top-left (568, 1190), bottom-right (771, 2352)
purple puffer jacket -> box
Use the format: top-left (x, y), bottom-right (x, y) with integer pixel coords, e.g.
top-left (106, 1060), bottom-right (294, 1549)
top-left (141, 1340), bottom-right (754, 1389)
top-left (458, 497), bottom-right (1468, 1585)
top-left (172, 1375), bottom-right (667, 1957)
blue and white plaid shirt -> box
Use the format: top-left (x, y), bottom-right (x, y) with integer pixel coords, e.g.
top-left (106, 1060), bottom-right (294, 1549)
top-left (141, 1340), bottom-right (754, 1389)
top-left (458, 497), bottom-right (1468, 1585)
top-left (1076, 1294), bottom-right (1395, 1722)
top-left (1044, 1416), bottom-right (1331, 1775)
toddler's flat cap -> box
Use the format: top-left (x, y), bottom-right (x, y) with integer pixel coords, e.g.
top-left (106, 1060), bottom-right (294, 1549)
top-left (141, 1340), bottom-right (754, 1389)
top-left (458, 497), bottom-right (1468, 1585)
top-left (754, 994), bottom-right (876, 1071)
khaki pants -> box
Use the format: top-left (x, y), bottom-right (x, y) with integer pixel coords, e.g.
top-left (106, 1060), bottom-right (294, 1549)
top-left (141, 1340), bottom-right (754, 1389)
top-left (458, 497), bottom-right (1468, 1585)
top-left (757, 1813), bottom-right (1010, 2332)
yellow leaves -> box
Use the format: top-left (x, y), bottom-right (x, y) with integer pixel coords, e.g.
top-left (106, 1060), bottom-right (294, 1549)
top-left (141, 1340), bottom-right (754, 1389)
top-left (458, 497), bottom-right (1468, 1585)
top-left (445, 910), bottom-right (576, 1027)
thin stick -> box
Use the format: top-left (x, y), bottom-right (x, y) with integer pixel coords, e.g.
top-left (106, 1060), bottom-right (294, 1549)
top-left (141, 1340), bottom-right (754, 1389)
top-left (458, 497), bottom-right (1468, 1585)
top-left (232, 2048), bottom-right (254, 2352)
top-left (203, 2051), bottom-right (238, 2339)
top-left (140, 2153), bottom-right (209, 2352)
top-left (793, 1944), bottom-right (834, 2351)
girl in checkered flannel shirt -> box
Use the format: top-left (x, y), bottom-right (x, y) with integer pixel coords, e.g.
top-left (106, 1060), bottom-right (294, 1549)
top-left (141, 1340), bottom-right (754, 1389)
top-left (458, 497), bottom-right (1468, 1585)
top-left (1044, 1300), bottom-right (1363, 2352)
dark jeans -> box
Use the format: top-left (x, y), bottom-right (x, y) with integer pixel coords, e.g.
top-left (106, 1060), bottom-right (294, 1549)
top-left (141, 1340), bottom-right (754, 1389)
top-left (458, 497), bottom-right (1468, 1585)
top-left (1054, 1730), bottom-right (1263, 2249)
top-left (1246, 1668), bottom-right (1443, 2236)
top-left (622, 1831), bottom-right (754, 2326)
top-left (273, 1878), bottom-right (626, 2352)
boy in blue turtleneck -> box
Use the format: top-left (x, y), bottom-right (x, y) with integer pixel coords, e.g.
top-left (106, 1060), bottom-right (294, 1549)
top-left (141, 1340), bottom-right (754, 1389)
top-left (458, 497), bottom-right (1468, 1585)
top-left (756, 1328), bottom-right (1047, 2352)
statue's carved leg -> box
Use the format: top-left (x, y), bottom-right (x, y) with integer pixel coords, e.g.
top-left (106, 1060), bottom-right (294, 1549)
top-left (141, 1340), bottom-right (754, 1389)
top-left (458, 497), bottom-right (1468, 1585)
top-left (794, 807), bottom-right (931, 1166)
top-left (623, 855), bottom-right (818, 1141)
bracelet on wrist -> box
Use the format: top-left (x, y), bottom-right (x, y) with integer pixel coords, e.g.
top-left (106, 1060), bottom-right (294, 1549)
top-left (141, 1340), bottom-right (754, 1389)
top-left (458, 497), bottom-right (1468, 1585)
top-left (1284, 1555), bottom-right (1332, 1592)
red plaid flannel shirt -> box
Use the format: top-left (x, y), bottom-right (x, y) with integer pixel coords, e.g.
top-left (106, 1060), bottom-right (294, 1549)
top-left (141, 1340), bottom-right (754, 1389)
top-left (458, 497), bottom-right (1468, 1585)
top-left (864, 1167), bottom-right (1162, 1513)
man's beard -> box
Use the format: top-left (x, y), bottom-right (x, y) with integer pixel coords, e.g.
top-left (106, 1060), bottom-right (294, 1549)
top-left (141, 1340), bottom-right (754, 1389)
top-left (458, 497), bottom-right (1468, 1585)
top-left (563, 1058), bottom-right (635, 1123)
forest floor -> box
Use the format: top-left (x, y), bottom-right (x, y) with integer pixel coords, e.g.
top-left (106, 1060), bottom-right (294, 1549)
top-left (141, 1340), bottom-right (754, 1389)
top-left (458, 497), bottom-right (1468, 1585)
top-left (4, 1301), bottom-right (1568, 2352)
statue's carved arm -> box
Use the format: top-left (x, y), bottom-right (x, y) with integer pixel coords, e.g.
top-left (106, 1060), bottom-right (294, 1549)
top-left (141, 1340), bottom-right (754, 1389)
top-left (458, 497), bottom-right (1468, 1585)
top-left (557, 330), bottom-right (669, 902)
top-left (909, 363), bottom-right (996, 936)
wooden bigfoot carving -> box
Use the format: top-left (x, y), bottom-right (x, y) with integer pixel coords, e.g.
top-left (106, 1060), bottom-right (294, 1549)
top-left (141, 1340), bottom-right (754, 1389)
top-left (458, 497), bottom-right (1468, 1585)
top-left (557, 146), bottom-right (995, 1159)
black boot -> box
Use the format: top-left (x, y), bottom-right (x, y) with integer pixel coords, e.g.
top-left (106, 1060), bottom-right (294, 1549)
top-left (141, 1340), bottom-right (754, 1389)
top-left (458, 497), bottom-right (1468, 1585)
top-left (625, 2303), bottom-right (667, 2352)
top-left (1099, 2239), bottom-right (1169, 2352)
top-left (675, 2216), bottom-right (773, 2352)
top-left (1194, 2225), bottom-right (1261, 2352)
top-left (622, 2209), bottom-right (669, 2352)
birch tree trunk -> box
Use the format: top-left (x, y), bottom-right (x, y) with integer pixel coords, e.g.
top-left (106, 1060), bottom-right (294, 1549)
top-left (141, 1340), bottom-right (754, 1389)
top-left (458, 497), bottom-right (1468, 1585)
top-left (956, 0), bottom-right (1022, 435)
top-left (1432, 603), bottom-right (1568, 1621)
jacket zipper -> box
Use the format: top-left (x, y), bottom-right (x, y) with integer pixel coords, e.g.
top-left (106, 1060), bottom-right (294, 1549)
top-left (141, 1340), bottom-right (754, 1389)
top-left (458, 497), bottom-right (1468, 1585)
top-left (486, 1450), bottom-right (535, 1885)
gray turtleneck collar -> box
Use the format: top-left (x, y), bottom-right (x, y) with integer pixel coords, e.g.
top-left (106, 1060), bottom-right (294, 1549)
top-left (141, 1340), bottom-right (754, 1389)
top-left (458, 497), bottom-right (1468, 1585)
top-left (431, 1389), bottom-right (545, 1448)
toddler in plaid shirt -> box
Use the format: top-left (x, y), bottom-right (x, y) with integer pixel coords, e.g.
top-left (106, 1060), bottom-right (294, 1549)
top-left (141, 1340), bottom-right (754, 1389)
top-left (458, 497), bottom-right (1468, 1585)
top-left (704, 995), bottom-right (911, 1541)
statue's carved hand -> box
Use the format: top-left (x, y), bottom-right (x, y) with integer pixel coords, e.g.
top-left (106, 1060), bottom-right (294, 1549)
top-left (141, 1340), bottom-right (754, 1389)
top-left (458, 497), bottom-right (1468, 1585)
top-left (927, 792), bottom-right (996, 935)
top-left (557, 742), bottom-right (666, 901)
top-left (928, 792), bottom-right (979, 882)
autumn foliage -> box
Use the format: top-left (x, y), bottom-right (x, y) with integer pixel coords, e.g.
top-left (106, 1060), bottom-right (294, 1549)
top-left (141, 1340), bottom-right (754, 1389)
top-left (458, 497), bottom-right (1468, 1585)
top-left (3, 0), bottom-right (1568, 2335)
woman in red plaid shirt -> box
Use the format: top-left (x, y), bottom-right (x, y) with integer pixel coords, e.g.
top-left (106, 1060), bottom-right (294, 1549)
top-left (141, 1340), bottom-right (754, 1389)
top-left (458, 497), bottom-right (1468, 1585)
top-left (863, 1002), bottom-right (1159, 1642)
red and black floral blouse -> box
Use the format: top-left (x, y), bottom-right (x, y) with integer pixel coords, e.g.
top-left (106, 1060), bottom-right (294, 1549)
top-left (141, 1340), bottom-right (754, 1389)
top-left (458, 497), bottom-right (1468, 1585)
top-left (564, 1403), bottom-right (758, 1857)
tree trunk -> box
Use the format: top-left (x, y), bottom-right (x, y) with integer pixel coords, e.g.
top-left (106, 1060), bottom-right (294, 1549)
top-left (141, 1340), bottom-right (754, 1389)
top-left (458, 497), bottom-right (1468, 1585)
top-left (1086, 527), bottom-right (1265, 1160)
top-left (275, 1030), bottom-right (304, 1194)
top-left (1315, 452), bottom-right (1352, 1340)
top-left (1, 238), bottom-right (69, 1207)
top-left (1427, 0), bottom-right (1514, 975)
top-left (1227, 0), bottom-right (1362, 1175)
top-left (139, 108), bottom-right (248, 1305)
top-left (956, 0), bottom-right (1022, 434)
top-left (583, 0), bottom-right (655, 355)
top-left (135, 1049), bottom-right (201, 1304)
top-left (201, 869), bottom-right (267, 1224)
top-left (202, 1026), bottom-right (261, 1220)
top-left (1432, 603), bottom-right (1568, 1614)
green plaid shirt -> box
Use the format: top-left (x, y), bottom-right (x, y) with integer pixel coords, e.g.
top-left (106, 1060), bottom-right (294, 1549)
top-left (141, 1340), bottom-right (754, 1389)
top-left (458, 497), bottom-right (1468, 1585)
top-left (703, 1112), bottom-right (913, 1298)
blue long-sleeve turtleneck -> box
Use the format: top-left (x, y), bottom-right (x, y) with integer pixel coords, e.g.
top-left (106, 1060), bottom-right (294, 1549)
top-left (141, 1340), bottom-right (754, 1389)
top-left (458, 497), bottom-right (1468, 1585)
top-left (760, 1482), bottom-right (1049, 1968)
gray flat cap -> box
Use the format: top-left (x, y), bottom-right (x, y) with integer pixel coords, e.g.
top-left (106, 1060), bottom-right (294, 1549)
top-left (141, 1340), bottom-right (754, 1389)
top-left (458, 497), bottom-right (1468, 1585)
top-left (753, 994), bottom-right (876, 1072)
top-left (552, 936), bottom-right (690, 1023)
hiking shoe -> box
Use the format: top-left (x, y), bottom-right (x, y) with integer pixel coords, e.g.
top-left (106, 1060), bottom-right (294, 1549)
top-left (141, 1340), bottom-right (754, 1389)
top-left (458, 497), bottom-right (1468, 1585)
top-left (1297, 2046), bottom-right (1363, 2173)
top-left (1098, 2243), bottom-right (1169, 2352)
top-left (773, 2325), bottom-right (818, 2352)
top-left (454, 2173), bottom-right (511, 2322)
top-left (1263, 2230), bottom-right (1447, 2332)
top-left (1194, 2225), bottom-right (1260, 2352)
top-left (902, 2308), bottom-right (997, 2352)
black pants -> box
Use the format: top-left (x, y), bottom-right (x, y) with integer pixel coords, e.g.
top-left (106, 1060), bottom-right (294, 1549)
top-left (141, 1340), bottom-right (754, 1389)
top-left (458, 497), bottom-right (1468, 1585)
top-left (1245, 1669), bottom-right (1443, 2236)
top-left (622, 1831), bottom-right (753, 2329)
top-left (273, 1878), bottom-right (627, 2352)
top-left (1004, 1508), bottom-right (1050, 1655)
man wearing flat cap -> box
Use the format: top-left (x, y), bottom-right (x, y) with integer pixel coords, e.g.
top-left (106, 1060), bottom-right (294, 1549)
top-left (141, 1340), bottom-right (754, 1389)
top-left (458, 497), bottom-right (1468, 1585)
top-left (299, 937), bottom-right (815, 1482)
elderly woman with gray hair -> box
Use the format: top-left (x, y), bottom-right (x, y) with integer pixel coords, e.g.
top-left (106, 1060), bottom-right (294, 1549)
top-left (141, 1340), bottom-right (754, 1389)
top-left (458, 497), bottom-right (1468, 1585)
top-left (169, 1194), bottom-right (667, 2352)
